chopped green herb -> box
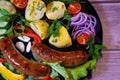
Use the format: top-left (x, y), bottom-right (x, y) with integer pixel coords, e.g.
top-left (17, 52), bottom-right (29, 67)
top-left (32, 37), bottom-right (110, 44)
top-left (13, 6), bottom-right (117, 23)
top-left (47, 20), bottom-right (61, 37)
top-left (63, 10), bottom-right (72, 20)
top-left (52, 7), bottom-right (58, 12)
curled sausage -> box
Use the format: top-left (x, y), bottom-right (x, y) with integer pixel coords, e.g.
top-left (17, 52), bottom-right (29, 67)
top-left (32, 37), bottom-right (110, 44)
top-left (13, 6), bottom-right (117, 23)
top-left (0, 38), bottom-right (50, 76)
top-left (32, 43), bottom-right (88, 67)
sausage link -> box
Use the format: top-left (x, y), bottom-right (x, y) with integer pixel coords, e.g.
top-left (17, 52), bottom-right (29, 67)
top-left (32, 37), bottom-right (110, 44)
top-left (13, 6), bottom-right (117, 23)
top-left (32, 43), bottom-right (88, 67)
top-left (0, 38), bottom-right (50, 76)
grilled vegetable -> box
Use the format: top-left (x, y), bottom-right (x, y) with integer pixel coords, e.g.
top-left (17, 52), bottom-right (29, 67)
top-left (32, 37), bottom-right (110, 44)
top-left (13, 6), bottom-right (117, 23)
top-left (0, 63), bottom-right (25, 80)
top-left (49, 26), bottom-right (72, 48)
top-left (0, 0), bottom-right (16, 14)
top-left (25, 0), bottom-right (46, 21)
top-left (30, 20), bottom-right (49, 40)
top-left (46, 1), bottom-right (66, 20)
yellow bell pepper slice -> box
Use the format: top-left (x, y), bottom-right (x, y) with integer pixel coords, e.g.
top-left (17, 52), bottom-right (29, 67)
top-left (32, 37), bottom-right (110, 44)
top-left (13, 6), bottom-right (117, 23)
top-left (0, 63), bottom-right (25, 80)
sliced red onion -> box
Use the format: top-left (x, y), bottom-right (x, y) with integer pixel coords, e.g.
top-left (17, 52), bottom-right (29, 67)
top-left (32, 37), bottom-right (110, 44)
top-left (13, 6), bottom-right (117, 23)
top-left (71, 12), bottom-right (97, 40)
top-left (70, 12), bottom-right (88, 26)
top-left (70, 12), bottom-right (82, 22)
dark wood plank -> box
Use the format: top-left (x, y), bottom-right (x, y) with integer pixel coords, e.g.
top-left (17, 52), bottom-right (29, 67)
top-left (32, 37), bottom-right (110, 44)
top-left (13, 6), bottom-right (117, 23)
top-left (91, 3), bottom-right (120, 49)
top-left (92, 50), bottom-right (120, 80)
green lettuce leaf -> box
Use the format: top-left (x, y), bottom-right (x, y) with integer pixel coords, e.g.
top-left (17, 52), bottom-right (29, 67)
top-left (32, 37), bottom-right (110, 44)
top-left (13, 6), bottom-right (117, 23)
top-left (67, 59), bottom-right (97, 80)
top-left (45, 59), bottom-right (97, 80)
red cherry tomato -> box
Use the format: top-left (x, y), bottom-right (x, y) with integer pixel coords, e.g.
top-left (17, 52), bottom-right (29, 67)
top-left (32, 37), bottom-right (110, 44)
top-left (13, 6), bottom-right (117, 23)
top-left (13, 0), bottom-right (27, 9)
top-left (34, 75), bottom-right (56, 80)
top-left (14, 25), bottom-right (41, 45)
top-left (68, 2), bottom-right (82, 15)
top-left (77, 33), bottom-right (90, 45)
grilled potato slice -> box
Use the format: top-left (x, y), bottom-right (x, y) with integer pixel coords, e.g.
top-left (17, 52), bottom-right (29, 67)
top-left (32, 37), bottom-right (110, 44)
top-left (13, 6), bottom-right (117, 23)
top-left (30, 20), bottom-right (49, 40)
top-left (25, 0), bottom-right (46, 21)
top-left (46, 1), bottom-right (66, 20)
top-left (49, 26), bottom-right (72, 48)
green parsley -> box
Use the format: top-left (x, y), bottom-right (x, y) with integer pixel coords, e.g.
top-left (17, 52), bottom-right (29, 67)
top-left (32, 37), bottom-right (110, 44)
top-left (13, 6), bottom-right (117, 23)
top-left (47, 20), bottom-right (61, 37)
top-left (87, 35), bottom-right (106, 59)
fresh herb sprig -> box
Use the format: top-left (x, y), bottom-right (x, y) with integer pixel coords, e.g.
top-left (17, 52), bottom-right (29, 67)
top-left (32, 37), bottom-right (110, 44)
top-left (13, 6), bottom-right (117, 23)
top-left (0, 9), bottom-right (30, 37)
top-left (47, 9), bottom-right (72, 37)
top-left (87, 35), bottom-right (106, 59)
top-left (47, 20), bottom-right (61, 37)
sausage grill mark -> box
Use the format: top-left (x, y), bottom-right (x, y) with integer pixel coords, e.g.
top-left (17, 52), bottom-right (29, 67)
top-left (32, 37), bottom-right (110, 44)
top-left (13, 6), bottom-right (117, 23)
top-left (0, 38), bottom-right (50, 76)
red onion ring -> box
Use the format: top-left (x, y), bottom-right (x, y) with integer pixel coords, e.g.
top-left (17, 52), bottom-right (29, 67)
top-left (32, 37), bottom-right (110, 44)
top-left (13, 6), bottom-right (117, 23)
top-left (70, 12), bottom-right (97, 40)
top-left (71, 12), bottom-right (88, 26)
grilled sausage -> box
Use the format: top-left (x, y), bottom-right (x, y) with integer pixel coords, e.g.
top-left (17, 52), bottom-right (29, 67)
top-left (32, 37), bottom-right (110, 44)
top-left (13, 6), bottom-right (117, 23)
top-left (0, 38), bottom-right (50, 76)
top-left (32, 43), bottom-right (88, 67)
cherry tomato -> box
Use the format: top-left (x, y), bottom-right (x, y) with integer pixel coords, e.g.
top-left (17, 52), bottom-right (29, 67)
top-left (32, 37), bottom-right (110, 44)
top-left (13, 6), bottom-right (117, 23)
top-left (13, 0), bottom-right (27, 9)
top-left (77, 33), bottom-right (90, 45)
top-left (14, 25), bottom-right (41, 45)
top-left (68, 2), bottom-right (81, 15)
top-left (34, 75), bottom-right (56, 80)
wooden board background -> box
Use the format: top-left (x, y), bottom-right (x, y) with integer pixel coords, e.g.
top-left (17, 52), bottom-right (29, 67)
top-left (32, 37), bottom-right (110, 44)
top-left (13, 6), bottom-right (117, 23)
top-left (88, 0), bottom-right (120, 80)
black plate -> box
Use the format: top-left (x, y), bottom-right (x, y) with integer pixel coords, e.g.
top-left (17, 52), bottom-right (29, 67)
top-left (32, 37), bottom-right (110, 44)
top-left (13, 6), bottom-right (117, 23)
top-left (47, 0), bottom-right (103, 80)
top-left (0, 0), bottom-right (103, 80)
top-left (80, 0), bottom-right (103, 80)
top-left (18, 0), bottom-right (103, 80)
top-left (85, 0), bottom-right (103, 44)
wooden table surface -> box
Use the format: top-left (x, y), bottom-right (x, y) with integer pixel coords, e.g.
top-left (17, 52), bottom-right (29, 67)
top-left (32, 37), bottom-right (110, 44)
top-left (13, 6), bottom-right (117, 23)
top-left (88, 0), bottom-right (120, 80)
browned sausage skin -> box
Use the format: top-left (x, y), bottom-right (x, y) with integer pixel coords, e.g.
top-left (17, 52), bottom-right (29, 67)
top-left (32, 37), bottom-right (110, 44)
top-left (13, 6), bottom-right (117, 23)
top-left (32, 43), bottom-right (88, 67)
top-left (0, 37), bottom-right (50, 76)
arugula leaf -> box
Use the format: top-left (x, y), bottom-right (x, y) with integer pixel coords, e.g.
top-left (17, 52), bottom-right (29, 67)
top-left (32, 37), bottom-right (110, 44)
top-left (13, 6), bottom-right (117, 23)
top-left (45, 59), bottom-right (97, 80)
top-left (44, 62), bottom-right (70, 80)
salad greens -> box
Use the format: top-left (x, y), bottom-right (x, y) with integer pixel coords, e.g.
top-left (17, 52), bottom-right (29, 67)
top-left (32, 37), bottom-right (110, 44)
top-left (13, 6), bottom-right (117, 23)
top-left (0, 9), bottom-right (30, 37)
top-left (47, 10), bottom-right (72, 37)
top-left (45, 62), bottom-right (70, 80)
top-left (44, 36), bottom-right (105, 80)
top-left (47, 20), bottom-right (62, 37)
top-left (0, 0), bottom-right (105, 80)
top-left (87, 35), bottom-right (106, 59)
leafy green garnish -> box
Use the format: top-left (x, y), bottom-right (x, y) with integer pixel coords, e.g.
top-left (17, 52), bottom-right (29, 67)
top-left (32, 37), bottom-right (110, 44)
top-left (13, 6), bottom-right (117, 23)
top-left (67, 59), bottom-right (96, 80)
top-left (47, 20), bottom-right (61, 37)
top-left (45, 59), bottom-right (97, 80)
top-left (0, 9), bottom-right (30, 37)
top-left (87, 35), bottom-right (106, 59)
top-left (63, 10), bottom-right (72, 20)
top-left (44, 62), bottom-right (70, 80)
